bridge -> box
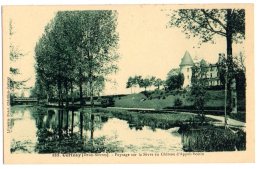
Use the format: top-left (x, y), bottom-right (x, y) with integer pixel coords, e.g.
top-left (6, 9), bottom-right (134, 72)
top-left (12, 97), bottom-right (37, 104)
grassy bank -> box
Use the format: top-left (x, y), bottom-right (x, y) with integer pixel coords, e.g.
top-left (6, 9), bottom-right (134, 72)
top-left (94, 108), bottom-right (245, 152)
top-left (182, 125), bottom-right (246, 152)
top-left (114, 90), bottom-right (225, 109)
top-left (114, 90), bottom-right (245, 112)
top-left (94, 108), bottom-right (217, 130)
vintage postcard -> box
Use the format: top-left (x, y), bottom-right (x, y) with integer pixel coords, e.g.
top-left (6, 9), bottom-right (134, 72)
top-left (2, 4), bottom-right (254, 163)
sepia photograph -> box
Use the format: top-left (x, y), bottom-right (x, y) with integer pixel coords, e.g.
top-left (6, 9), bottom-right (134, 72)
top-left (2, 4), bottom-right (254, 163)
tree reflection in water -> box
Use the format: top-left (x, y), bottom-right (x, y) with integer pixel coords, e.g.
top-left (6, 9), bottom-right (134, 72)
top-left (34, 109), bottom-right (123, 153)
top-left (10, 106), bottom-right (246, 153)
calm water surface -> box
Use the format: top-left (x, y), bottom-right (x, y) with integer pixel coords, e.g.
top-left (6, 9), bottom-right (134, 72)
top-left (10, 105), bottom-right (183, 153)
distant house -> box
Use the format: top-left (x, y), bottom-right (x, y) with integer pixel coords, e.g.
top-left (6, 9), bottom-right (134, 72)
top-left (177, 51), bottom-right (223, 88)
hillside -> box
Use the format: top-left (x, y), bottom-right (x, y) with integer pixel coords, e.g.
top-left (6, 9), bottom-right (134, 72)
top-left (114, 90), bottom-right (245, 111)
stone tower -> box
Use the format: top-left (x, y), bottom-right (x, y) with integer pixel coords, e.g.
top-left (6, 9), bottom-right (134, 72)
top-left (179, 51), bottom-right (194, 88)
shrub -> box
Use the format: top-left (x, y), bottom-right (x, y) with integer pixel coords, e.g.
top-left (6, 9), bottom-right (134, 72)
top-left (101, 97), bottom-right (115, 107)
top-left (174, 98), bottom-right (183, 107)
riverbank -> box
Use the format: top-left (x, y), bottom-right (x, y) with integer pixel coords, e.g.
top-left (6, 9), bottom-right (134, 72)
top-left (114, 90), bottom-right (245, 113)
top-left (92, 107), bottom-right (246, 151)
top-left (10, 105), bottom-right (246, 152)
top-left (93, 107), bottom-right (219, 130)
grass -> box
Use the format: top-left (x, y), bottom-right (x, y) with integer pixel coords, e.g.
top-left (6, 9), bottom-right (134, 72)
top-left (182, 125), bottom-right (246, 152)
top-left (115, 90), bottom-right (245, 112)
top-left (114, 92), bottom-right (192, 110)
top-left (94, 108), bottom-right (217, 130)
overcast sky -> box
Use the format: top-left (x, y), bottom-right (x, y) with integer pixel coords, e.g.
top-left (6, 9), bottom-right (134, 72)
top-left (6, 5), bottom-right (244, 95)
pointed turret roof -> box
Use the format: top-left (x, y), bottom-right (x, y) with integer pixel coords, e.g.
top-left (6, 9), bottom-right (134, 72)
top-left (179, 51), bottom-right (194, 67)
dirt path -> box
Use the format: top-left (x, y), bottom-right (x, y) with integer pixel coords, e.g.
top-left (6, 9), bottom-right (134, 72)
top-left (205, 114), bottom-right (245, 127)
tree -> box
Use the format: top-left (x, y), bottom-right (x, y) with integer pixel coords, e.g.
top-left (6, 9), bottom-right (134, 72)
top-left (153, 78), bottom-right (164, 90)
top-left (169, 9), bottom-right (245, 112)
top-left (233, 52), bottom-right (246, 98)
top-left (169, 9), bottom-right (244, 56)
top-left (35, 10), bottom-right (119, 108)
top-left (76, 11), bottom-right (119, 108)
top-left (190, 63), bottom-right (208, 122)
top-left (35, 27), bottom-right (59, 104)
top-left (165, 73), bottom-right (184, 91)
top-left (126, 76), bottom-right (134, 93)
top-left (9, 20), bottom-right (27, 96)
top-left (133, 75), bottom-right (142, 88)
top-left (218, 53), bottom-right (246, 98)
top-left (138, 78), bottom-right (152, 91)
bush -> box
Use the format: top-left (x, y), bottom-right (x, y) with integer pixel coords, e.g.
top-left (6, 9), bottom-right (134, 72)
top-left (174, 98), bottom-right (183, 106)
top-left (101, 97), bottom-right (115, 107)
top-left (182, 126), bottom-right (246, 152)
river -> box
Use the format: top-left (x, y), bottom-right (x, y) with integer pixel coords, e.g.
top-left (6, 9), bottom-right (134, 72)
top-left (10, 105), bottom-right (183, 153)
top-left (9, 105), bottom-right (246, 153)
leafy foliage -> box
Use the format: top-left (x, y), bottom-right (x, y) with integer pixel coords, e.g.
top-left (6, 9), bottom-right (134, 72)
top-left (138, 77), bottom-right (153, 91)
top-left (169, 9), bottom-right (245, 44)
top-left (126, 75), bottom-right (161, 92)
top-left (174, 98), bottom-right (183, 106)
top-left (165, 73), bottom-right (184, 91)
top-left (218, 53), bottom-right (246, 97)
top-left (190, 63), bottom-right (208, 120)
top-left (182, 126), bottom-right (246, 152)
top-left (153, 78), bottom-right (164, 90)
top-left (9, 20), bottom-right (27, 93)
top-left (34, 11), bottom-right (119, 106)
top-left (168, 9), bottom-right (246, 113)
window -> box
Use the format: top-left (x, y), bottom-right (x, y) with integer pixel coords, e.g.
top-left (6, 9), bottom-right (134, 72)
top-left (210, 73), bottom-right (212, 78)
top-left (187, 68), bottom-right (189, 72)
top-left (187, 75), bottom-right (189, 79)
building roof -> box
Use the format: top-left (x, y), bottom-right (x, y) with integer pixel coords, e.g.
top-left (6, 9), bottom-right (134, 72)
top-left (179, 51), bottom-right (194, 67)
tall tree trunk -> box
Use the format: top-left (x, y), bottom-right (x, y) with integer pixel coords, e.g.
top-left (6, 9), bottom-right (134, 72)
top-left (88, 50), bottom-right (94, 110)
top-left (71, 110), bottom-right (74, 136)
top-left (61, 87), bottom-right (64, 108)
top-left (57, 81), bottom-right (62, 107)
top-left (90, 76), bottom-right (94, 109)
top-left (90, 114), bottom-right (94, 142)
top-left (226, 9), bottom-right (236, 114)
top-left (226, 10), bottom-right (233, 58)
top-left (70, 81), bottom-right (74, 106)
top-left (58, 109), bottom-right (62, 139)
top-left (61, 109), bottom-right (63, 128)
top-left (66, 109), bottom-right (69, 134)
top-left (80, 111), bottom-right (83, 139)
top-left (79, 67), bottom-right (84, 106)
top-left (65, 81), bottom-right (69, 108)
top-left (46, 93), bottom-right (49, 106)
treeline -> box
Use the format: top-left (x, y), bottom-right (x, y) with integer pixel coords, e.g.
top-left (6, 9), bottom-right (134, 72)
top-left (126, 76), bottom-right (163, 93)
top-left (126, 73), bottom-right (184, 93)
top-left (32, 11), bottom-right (119, 107)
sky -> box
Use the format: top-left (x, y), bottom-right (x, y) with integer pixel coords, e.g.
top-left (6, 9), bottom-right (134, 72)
top-left (5, 5), bottom-right (245, 96)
